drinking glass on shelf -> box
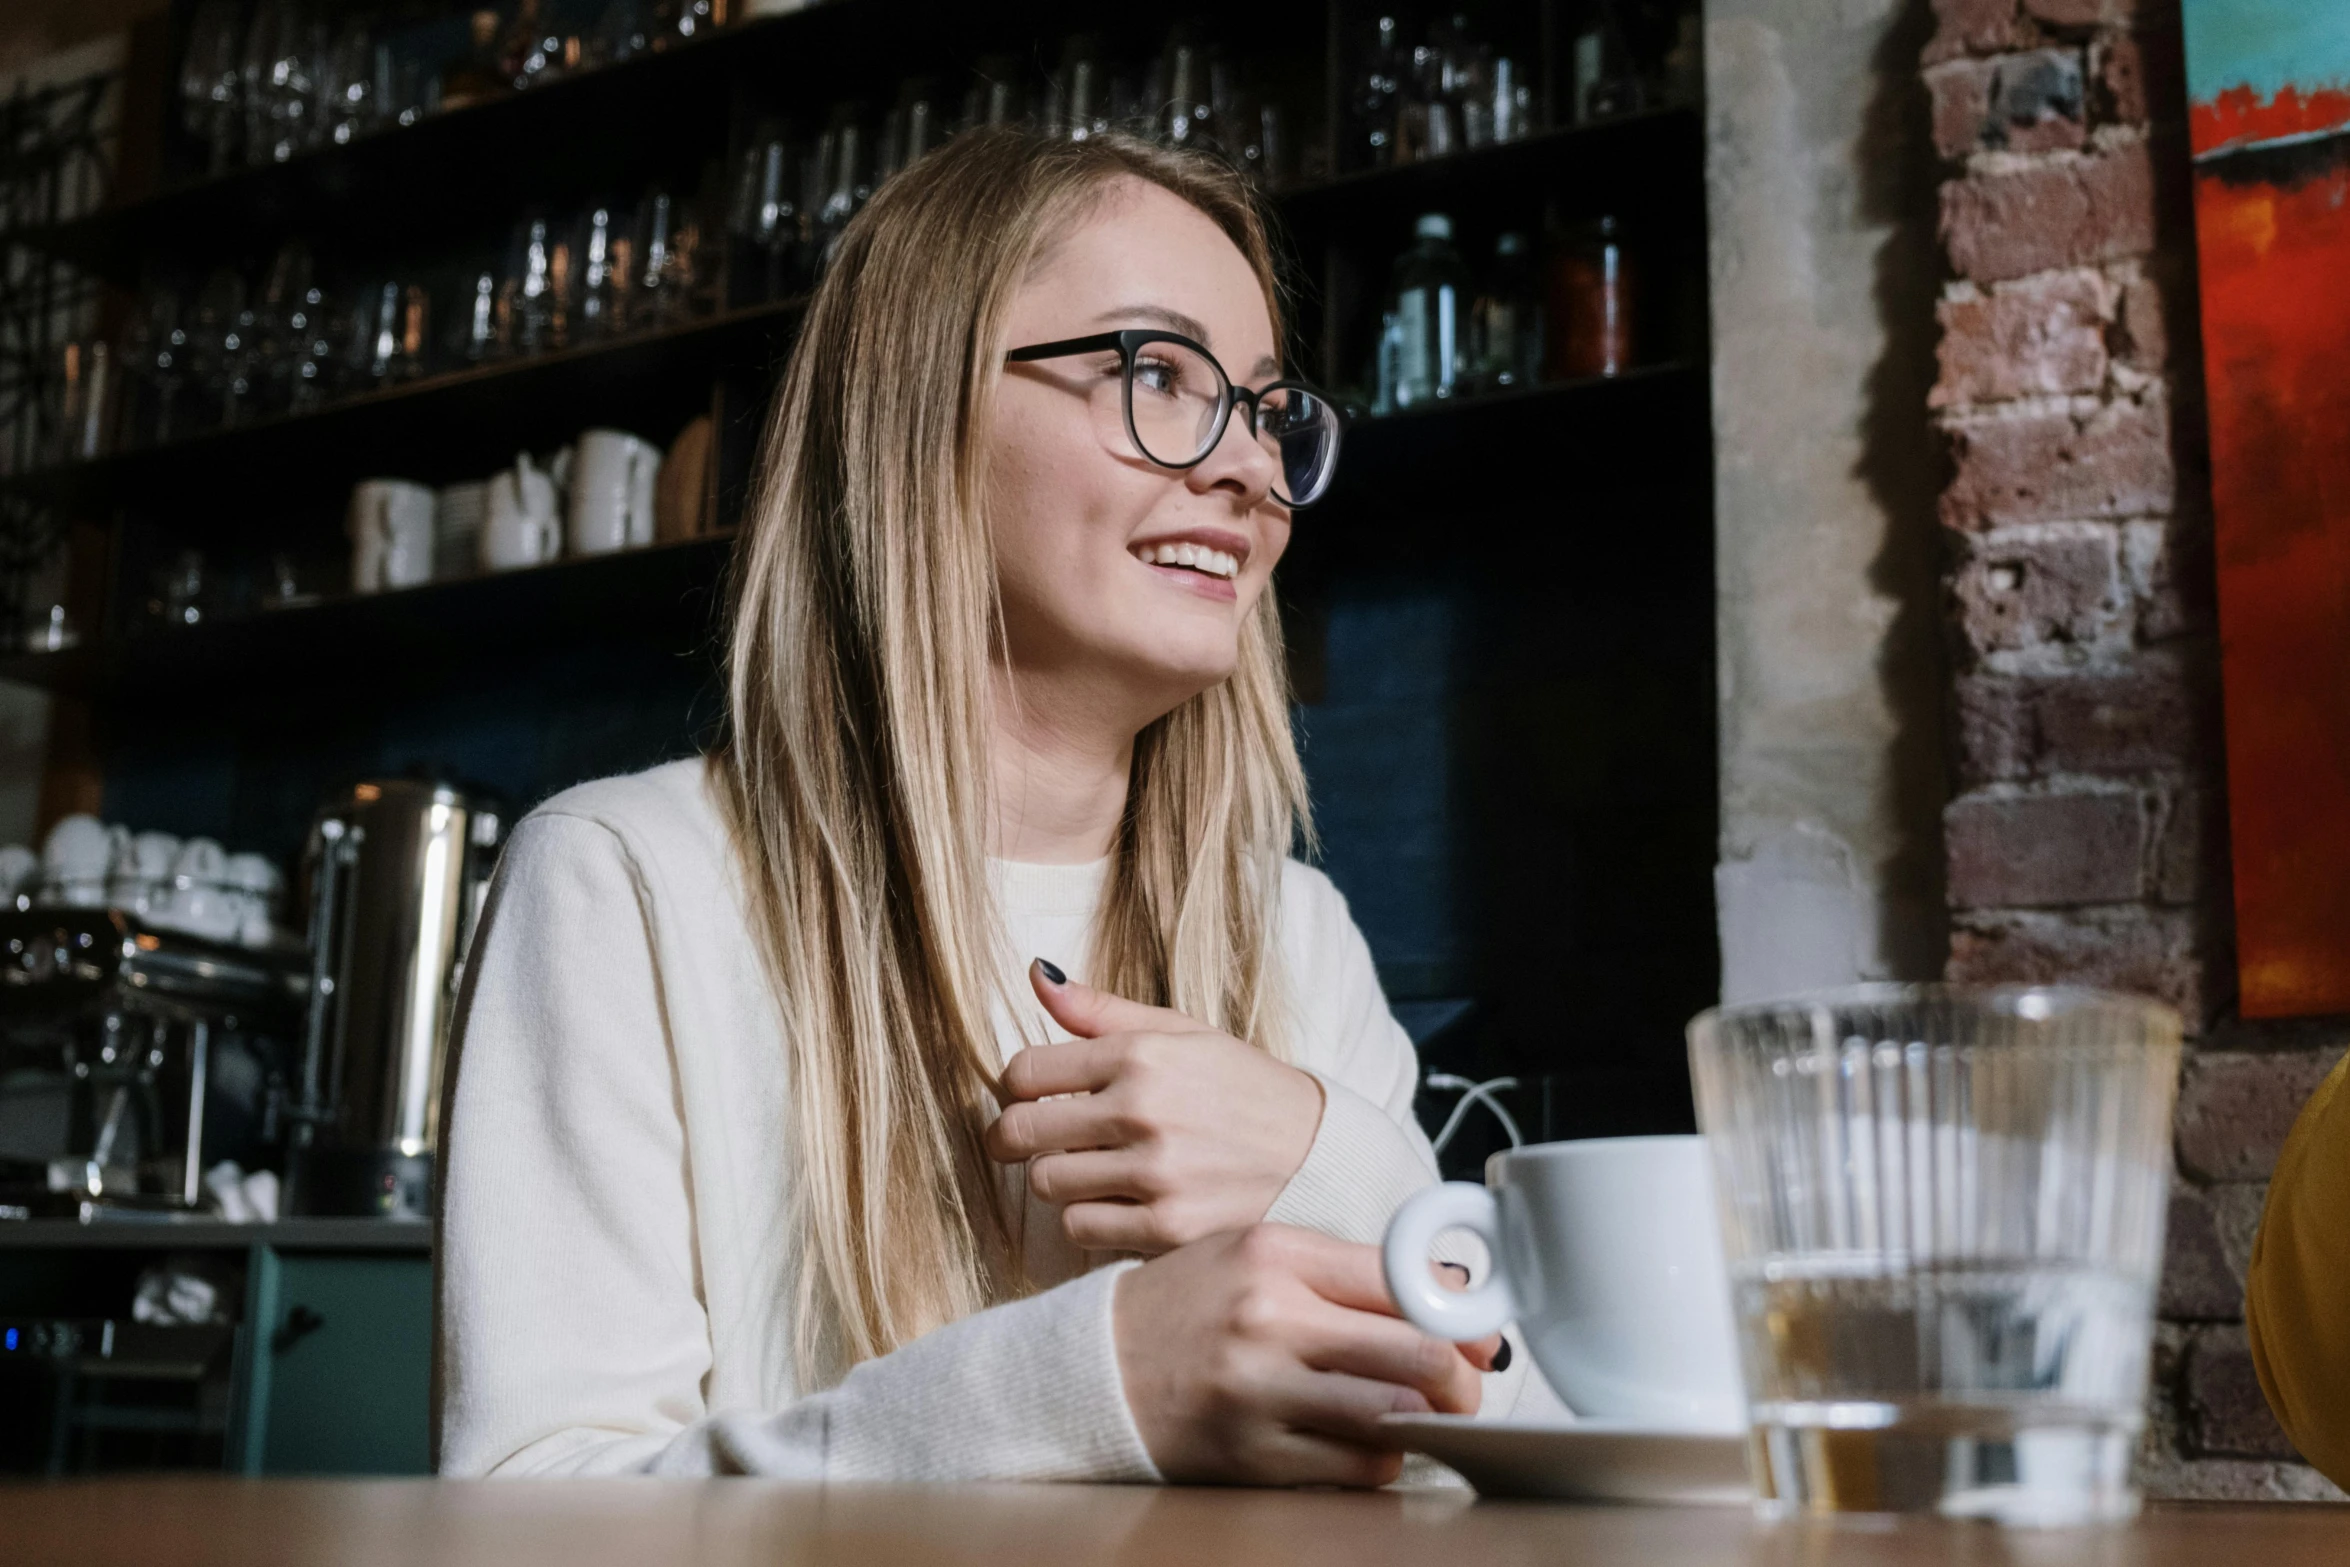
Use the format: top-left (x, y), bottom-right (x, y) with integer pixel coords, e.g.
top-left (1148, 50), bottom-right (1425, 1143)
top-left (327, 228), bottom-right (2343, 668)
top-left (1050, 40), bottom-right (1110, 143)
top-left (254, 240), bottom-right (321, 418)
top-left (151, 550), bottom-right (208, 628)
top-left (1689, 986), bottom-right (2182, 1526)
top-left (589, 0), bottom-right (653, 69)
top-left (124, 282), bottom-right (191, 448)
top-left (179, 0), bottom-right (247, 174)
top-left (458, 268), bottom-right (499, 362)
top-left (499, 217), bottom-right (558, 356)
top-left (876, 80), bottom-right (944, 179)
top-left (633, 188), bottom-right (680, 324)
top-left (729, 128), bottom-right (795, 304)
top-left (1351, 13), bottom-right (1404, 169)
top-left (502, 0), bottom-right (570, 91)
top-left (245, 0), bottom-right (328, 165)
top-left (577, 203), bottom-right (624, 339)
top-left (319, 18), bottom-right (383, 146)
top-left (188, 267), bottom-right (253, 430)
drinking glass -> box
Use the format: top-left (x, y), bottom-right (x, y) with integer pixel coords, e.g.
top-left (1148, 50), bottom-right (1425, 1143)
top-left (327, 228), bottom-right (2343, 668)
top-left (180, 0), bottom-right (247, 173)
top-left (1687, 985), bottom-right (2181, 1527)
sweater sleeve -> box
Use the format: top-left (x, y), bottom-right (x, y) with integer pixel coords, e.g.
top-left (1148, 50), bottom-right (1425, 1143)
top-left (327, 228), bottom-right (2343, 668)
top-left (1262, 871), bottom-right (1441, 1247)
top-left (436, 813), bottom-right (1157, 1482)
top-left (2246, 1047), bottom-right (2350, 1493)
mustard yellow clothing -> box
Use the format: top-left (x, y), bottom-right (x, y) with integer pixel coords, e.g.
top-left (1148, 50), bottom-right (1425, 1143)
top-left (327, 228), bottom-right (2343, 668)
top-left (2246, 1049), bottom-right (2350, 1489)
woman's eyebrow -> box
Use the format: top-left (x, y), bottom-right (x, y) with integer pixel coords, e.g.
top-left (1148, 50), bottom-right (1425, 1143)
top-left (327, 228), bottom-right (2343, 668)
top-left (1089, 305), bottom-right (1281, 380)
top-left (1091, 303), bottom-right (1213, 343)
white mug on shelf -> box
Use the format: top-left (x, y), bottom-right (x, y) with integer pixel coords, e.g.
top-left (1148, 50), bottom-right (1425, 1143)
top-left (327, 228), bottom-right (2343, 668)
top-left (0, 844), bottom-right (37, 904)
top-left (481, 452), bottom-right (563, 571)
top-left (152, 836), bottom-right (240, 941)
top-left (221, 852), bottom-right (283, 947)
top-left (41, 814), bottom-right (113, 907)
top-left (348, 478), bottom-right (437, 594)
top-left (567, 428), bottom-right (663, 556)
top-left (435, 480), bottom-right (491, 581)
top-left (1383, 1135), bottom-right (1746, 1432)
top-left (108, 829), bottom-right (180, 917)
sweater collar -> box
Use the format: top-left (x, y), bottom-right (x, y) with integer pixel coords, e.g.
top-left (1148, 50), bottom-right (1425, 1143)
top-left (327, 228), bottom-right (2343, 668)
top-left (990, 856), bottom-right (1110, 920)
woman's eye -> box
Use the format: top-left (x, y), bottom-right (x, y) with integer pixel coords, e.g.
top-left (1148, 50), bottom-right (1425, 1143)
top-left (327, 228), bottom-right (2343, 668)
top-left (1133, 356), bottom-right (1181, 396)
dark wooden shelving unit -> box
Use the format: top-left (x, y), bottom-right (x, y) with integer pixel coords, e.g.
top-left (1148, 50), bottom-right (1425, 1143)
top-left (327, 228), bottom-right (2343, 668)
top-left (0, 299), bottom-right (804, 517)
top-left (0, 533), bottom-right (733, 702)
top-left (6, 0), bottom-right (1720, 1154)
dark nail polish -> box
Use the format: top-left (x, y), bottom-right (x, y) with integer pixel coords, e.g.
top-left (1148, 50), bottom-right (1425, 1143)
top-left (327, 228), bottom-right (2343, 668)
top-left (1036, 958), bottom-right (1067, 986)
top-left (1492, 1339), bottom-right (1513, 1373)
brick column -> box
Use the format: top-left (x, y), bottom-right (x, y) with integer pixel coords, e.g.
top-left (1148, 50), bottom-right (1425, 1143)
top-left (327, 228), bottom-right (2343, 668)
top-left (1922, 0), bottom-right (2346, 1499)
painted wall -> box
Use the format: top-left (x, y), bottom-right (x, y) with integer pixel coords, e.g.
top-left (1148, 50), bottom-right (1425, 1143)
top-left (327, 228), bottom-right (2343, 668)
top-left (1703, 0), bottom-right (1950, 1001)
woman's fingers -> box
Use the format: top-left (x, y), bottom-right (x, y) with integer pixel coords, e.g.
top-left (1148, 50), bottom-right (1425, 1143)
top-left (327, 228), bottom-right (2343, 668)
top-left (984, 1089), bottom-right (1126, 1162)
top-left (996, 1038), bottom-right (1127, 1105)
top-left (1029, 960), bottom-right (1211, 1041)
top-left (1289, 1300), bottom-right (1485, 1417)
top-left (1026, 1148), bottom-right (1154, 1206)
top-left (1061, 1197), bottom-right (1174, 1253)
top-left (1259, 1363), bottom-right (1441, 1452)
top-left (1266, 1226), bottom-right (1506, 1373)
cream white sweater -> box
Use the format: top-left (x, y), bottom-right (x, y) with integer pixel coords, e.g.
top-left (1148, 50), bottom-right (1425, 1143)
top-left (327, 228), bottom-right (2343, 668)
top-left (436, 756), bottom-right (1525, 1479)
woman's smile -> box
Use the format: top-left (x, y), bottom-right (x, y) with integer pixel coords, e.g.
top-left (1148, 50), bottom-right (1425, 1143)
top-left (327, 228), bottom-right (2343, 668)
top-left (1128, 525), bottom-right (1252, 601)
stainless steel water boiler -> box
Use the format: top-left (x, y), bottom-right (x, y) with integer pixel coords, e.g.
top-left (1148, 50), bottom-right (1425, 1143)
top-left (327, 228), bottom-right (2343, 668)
top-left (288, 779), bottom-right (502, 1218)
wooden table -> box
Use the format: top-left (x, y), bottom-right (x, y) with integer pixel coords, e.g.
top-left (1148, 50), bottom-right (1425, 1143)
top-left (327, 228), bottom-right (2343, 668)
top-left (5, 1479), bottom-right (2348, 1566)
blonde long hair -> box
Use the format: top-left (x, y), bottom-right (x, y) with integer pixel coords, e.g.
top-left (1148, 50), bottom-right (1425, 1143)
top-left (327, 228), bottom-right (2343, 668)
top-left (716, 126), bottom-right (1311, 1382)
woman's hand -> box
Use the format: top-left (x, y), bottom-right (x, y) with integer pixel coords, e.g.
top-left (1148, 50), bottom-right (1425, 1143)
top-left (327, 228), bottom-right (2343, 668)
top-left (1115, 1223), bottom-right (1499, 1486)
top-left (984, 960), bottom-right (1325, 1253)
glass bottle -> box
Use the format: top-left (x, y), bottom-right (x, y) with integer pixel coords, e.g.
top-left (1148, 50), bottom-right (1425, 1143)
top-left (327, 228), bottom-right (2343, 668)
top-left (1377, 213), bottom-right (1471, 412)
top-left (1470, 231), bottom-right (1541, 395)
top-left (1544, 215), bottom-right (1637, 380)
top-left (1570, 0), bottom-right (1646, 124)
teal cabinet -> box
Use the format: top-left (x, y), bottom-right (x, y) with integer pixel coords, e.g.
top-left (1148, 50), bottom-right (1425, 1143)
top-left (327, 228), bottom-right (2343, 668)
top-left (232, 1248), bottom-right (433, 1475)
top-left (0, 1221), bottom-right (432, 1477)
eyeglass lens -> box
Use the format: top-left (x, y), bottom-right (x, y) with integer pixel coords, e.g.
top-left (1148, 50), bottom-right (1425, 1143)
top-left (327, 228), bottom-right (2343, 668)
top-left (1121, 338), bottom-right (1338, 506)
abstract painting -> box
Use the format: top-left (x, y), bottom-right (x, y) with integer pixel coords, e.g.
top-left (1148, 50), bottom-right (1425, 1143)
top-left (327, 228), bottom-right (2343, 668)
top-left (2183, 2), bottom-right (2350, 1016)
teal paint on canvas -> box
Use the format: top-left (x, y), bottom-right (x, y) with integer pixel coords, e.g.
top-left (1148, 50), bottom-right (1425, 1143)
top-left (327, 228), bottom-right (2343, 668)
top-left (2182, 0), bottom-right (2350, 101)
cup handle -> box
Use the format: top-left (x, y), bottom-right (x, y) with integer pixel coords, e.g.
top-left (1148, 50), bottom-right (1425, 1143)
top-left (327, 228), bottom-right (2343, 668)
top-left (1382, 1181), bottom-right (1516, 1342)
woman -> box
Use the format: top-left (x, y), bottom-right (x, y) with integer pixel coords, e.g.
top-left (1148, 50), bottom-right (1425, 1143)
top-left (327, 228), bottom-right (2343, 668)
top-left (2246, 1051), bottom-right (2350, 1490)
top-left (435, 126), bottom-right (1517, 1486)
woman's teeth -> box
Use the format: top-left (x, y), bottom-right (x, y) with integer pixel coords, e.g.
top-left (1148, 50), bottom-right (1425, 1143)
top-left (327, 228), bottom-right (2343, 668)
top-left (1134, 541), bottom-right (1240, 580)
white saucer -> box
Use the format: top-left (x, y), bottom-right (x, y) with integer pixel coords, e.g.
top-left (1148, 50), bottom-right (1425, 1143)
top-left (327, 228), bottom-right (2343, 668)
top-left (1379, 1414), bottom-right (1753, 1505)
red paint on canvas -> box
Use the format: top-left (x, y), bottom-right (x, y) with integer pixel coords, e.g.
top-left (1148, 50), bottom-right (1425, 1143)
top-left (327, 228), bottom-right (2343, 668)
top-left (2192, 84), bottom-right (2350, 155)
top-left (2197, 142), bottom-right (2350, 1015)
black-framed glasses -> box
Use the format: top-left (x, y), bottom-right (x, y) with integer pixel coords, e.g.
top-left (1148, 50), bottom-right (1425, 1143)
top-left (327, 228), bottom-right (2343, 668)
top-left (1004, 329), bottom-right (1343, 508)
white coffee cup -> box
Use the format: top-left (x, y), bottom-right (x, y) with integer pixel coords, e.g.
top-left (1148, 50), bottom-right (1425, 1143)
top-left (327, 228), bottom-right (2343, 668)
top-left (567, 428), bottom-right (662, 556)
top-left (41, 814), bottom-right (113, 906)
top-left (220, 852), bottom-right (282, 947)
top-left (1384, 1135), bottom-right (1745, 1432)
top-left (152, 836), bottom-right (239, 941)
top-left (0, 844), bottom-right (37, 901)
top-left (481, 452), bottom-right (562, 571)
top-left (108, 829), bottom-right (180, 916)
top-left (348, 479), bottom-right (437, 594)
top-left (435, 480), bottom-right (491, 581)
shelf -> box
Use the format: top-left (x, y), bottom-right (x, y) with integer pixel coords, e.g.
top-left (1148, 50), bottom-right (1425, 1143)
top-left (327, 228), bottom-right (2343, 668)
top-left (1278, 106), bottom-right (1704, 241)
top-left (0, 1216), bottom-right (431, 1251)
top-left (0, 299), bottom-right (802, 522)
top-left (0, 366), bottom-right (1710, 704)
top-left (3, 8), bottom-right (848, 285)
top-left (0, 532), bottom-right (734, 704)
top-left (1318, 362), bottom-right (1710, 516)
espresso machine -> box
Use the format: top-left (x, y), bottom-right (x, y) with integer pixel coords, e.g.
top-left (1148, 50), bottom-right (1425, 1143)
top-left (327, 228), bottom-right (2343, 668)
top-left (285, 780), bottom-right (502, 1220)
top-left (0, 909), bottom-right (308, 1216)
